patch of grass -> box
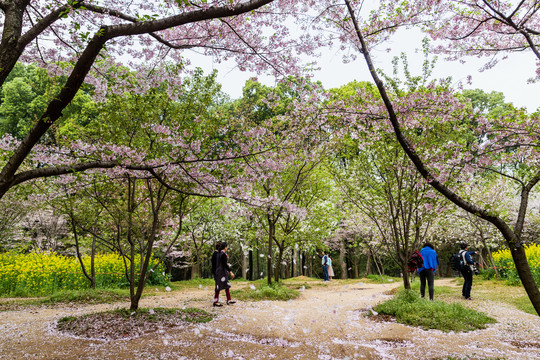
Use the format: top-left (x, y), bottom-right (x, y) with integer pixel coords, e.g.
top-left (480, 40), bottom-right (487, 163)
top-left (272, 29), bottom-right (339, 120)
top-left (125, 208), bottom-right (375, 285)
top-left (364, 274), bottom-right (401, 284)
top-left (373, 289), bottom-right (496, 332)
top-left (232, 282), bottom-right (300, 301)
top-left (165, 277), bottom-right (216, 291)
top-left (0, 288), bottom-right (129, 311)
top-left (44, 288), bottom-right (129, 304)
top-left (57, 307), bottom-right (213, 340)
top-left (107, 307), bottom-right (213, 323)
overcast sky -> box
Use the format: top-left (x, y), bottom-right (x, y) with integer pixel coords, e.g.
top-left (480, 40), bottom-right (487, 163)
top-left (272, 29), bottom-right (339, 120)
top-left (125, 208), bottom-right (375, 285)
top-left (192, 28), bottom-right (540, 112)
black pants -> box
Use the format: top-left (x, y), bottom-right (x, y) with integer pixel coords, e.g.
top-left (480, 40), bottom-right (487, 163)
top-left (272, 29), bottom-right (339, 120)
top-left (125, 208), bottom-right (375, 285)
top-left (460, 268), bottom-right (473, 299)
top-left (419, 269), bottom-right (435, 300)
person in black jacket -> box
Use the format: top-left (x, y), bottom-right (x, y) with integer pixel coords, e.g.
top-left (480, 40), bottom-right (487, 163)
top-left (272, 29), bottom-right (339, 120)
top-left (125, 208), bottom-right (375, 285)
top-left (213, 242), bottom-right (235, 307)
top-left (211, 241), bottom-right (222, 280)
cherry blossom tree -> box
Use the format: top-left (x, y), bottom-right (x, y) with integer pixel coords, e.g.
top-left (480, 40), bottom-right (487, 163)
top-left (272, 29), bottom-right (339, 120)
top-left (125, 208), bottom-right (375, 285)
top-left (0, 0), bottom-right (321, 198)
top-left (336, 0), bottom-right (540, 314)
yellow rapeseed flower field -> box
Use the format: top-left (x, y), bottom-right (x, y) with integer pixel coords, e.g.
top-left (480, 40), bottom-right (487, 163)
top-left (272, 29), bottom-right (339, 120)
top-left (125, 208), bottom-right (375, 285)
top-left (492, 244), bottom-right (540, 285)
top-left (0, 252), bottom-right (166, 296)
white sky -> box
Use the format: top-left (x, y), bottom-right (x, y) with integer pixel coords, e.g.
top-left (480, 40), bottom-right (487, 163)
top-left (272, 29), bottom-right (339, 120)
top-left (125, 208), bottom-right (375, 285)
top-left (192, 28), bottom-right (540, 112)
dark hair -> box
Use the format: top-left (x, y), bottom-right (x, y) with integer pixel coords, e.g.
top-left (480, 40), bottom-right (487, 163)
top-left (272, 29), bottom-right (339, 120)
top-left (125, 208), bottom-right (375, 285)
top-left (215, 241), bottom-right (222, 251)
top-left (460, 242), bottom-right (468, 250)
top-left (219, 242), bottom-right (228, 251)
top-left (423, 242), bottom-right (434, 249)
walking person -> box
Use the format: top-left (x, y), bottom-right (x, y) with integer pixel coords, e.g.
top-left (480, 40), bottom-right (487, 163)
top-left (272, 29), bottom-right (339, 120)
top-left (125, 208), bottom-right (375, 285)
top-left (211, 241), bottom-right (222, 282)
top-left (417, 242), bottom-right (439, 300)
top-left (214, 242), bottom-right (236, 307)
top-left (459, 242), bottom-right (479, 300)
top-left (317, 251), bottom-right (329, 282)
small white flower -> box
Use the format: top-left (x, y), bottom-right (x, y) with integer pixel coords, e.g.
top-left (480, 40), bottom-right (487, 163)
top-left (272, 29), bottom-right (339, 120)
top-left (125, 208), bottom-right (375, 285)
top-left (260, 254), bottom-right (264, 258)
top-left (250, 284), bottom-right (256, 290)
top-left (165, 286), bottom-right (171, 292)
top-left (149, 309), bottom-right (155, 315)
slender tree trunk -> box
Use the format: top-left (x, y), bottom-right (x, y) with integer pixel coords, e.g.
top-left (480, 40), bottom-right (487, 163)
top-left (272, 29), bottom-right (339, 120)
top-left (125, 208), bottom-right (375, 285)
top-left (242, 250), bottom-right (248, 279)
top-left (340, 239), bottom-right (347, 279)
top-left (249, 249), bottom-right (253, 281)
top-left (364, 248), bottom-right (372, 278)
top-left (267, 215), bottom-right (274, 285)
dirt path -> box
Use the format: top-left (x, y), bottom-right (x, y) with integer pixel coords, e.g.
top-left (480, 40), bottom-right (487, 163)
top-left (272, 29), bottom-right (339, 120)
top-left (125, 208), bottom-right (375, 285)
top-left (1, 278), bottom-right (539, 360)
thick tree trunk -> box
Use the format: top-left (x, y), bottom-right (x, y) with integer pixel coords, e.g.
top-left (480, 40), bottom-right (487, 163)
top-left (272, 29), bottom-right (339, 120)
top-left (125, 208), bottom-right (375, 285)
top-left (402, 263), bottom-right (411, 290)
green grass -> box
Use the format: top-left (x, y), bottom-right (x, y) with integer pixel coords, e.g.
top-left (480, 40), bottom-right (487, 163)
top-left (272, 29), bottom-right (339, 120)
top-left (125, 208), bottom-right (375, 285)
top-left (0, 288), bottom-right (130, 311)
top-left (231, 282), bottom-right (300, 301)
top-left (364, 274), bottom-right (402, 284)
top-left (373, 289), bottom-right (496, 332)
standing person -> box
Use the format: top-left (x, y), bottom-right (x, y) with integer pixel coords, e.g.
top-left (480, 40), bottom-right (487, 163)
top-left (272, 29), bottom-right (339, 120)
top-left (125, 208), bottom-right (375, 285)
top-left (317, 251), bottom-right (329, 282)
top-left (327, 255), bottom-right (335, 281)
top-left (214, 242), bottom-right (235, 307)
top-left (417, 242), bottom-right (439, 300)
top-left (459, 242), bottom-right (479, 300)
top-left (211, 241), bottom-right (222, 281)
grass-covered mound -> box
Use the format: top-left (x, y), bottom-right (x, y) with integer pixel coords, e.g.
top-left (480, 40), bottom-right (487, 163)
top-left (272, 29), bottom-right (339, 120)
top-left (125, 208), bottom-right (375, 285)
top-left (373, 289), bottom-right (496, 332)
top-left (232, 282), bottom-right (300, 301)
top-left (57, 307), bottom-right (212, 340)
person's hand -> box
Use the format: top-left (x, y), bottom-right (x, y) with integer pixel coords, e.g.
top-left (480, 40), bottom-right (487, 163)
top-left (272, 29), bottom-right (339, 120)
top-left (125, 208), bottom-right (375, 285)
top-left (230, 272), bottom-right (235, 279)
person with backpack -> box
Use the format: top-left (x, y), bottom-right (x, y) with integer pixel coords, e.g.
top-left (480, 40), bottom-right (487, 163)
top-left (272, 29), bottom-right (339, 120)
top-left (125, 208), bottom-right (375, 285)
top-left (459, 242), bottom-right (479, 300)
top-left (417, 242), bottom-right (439, 300)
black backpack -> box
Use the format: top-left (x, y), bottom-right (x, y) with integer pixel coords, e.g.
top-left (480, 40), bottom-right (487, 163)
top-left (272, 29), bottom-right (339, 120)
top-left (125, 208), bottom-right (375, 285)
top-left (407, 250), bottom-right (424, 273)
top-left (450, 253), bottom-right (461, 271)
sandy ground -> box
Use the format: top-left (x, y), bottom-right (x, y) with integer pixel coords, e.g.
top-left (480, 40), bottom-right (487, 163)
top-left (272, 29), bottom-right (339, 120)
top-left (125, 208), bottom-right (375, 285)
top-left (0, 278), bottom-right (539, 360)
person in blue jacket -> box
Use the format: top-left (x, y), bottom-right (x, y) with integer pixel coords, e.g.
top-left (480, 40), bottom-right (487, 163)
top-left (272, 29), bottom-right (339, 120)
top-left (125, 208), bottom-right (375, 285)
top-left (459, 242), bottom-right (479, 300)
top-left (417, 242), bottom-right (439, 300)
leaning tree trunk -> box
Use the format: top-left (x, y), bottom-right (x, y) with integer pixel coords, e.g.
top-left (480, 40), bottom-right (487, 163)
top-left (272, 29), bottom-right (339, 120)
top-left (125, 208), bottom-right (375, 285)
top-left (344, 0), bottom-right (540, 315)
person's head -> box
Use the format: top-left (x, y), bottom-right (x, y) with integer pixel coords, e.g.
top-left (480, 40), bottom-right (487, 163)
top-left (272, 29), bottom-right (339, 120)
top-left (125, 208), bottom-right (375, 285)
top-left (220, 242), bottom-right (228, 252)
top-left (423, 242), bottom-right (434, 250)
top-left (460, 242), bottom-right (468, 250)
top-left (215, 241), bottom-right (222, 251)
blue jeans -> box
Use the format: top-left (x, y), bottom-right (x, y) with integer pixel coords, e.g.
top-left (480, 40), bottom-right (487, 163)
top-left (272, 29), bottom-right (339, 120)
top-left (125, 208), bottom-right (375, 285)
top-left (323, 265), bottom-right (329, 281)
